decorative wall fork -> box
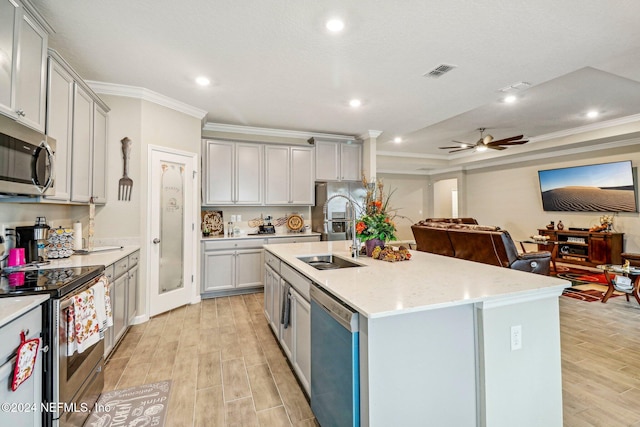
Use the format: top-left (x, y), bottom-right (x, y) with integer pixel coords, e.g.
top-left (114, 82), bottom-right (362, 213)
top-left (118, 137), bottom-right (133, 201)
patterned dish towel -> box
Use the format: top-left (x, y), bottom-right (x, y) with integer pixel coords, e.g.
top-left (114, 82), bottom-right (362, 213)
top-left (93, 275), bottom-right (113, 334)
top-left (71, 288), bottom-right (100, 354)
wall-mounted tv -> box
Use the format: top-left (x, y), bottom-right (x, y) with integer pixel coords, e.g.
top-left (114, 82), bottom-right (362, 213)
top-left (538, 160), bottom-right (638, 212)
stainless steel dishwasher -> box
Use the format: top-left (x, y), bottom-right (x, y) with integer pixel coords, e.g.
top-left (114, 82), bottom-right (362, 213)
top-left (310, 283), bottom-right (359, 427)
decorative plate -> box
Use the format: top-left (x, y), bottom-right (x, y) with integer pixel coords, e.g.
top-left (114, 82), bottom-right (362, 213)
top-left (286, 214), bottom-right (304, 232)
top-left (201, 210), bottom-right (224, 235)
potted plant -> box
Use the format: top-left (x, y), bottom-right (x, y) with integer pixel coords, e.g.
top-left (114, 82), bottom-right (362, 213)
top-left (356, 177), bottom-right (397, 256)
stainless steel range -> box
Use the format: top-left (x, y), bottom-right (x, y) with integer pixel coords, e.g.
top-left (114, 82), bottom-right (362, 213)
top-left (0, 265), bottom-right (105, 426)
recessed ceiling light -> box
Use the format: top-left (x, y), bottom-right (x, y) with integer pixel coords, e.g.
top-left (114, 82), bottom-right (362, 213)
top-left (586, 110), bottom-right (599, 118)
top-left (504, 95), bottom-right (517, 103)
top-left (326, 19), bottom-right (345, 32)
top-left (349, 99), bottom-right (362, 108)
top-left (195, 76), bottom-right (210, 86)
top-left (393, 137), bottom-right (402, 143)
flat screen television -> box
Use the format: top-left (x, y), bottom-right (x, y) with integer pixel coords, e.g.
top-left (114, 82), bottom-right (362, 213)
top-left (538, 160), bottom-right (638, 212)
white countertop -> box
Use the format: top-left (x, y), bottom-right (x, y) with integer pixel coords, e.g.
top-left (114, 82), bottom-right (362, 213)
top-left (0, 294), bottom-right (49, 327)
top-left (38, 246), bottom-right (140, 269)
top-left (264, 241), bottom-right (571, 318)
top-left (201, 232), bottom-right (321, 241)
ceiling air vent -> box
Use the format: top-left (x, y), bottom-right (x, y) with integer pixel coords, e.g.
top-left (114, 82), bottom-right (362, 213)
top-left (423, 64), bottom-right (457, 79)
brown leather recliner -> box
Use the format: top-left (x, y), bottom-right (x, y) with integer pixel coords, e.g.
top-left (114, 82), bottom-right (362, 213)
top-left (621, 253), bottom-right (640, 267)
top-left (411, 221), bottom-right (552, 275)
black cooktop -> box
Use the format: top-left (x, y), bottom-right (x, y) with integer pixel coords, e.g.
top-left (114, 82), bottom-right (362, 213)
top-left (0, 265), bottom-right (104, 298)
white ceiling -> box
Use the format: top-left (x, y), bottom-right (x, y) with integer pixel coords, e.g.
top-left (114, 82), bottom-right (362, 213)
top-left (31, 0), bottom-right (640, 173)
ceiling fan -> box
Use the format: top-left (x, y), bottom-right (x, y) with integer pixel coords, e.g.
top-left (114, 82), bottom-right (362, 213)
top-left (439, 128), bottom-right (529, 153)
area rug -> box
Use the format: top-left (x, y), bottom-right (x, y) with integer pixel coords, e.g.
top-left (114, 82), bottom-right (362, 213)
top-left (84, 380), bottom-right (171, 427)
top-left (554, 265), bottom-right (622, 302)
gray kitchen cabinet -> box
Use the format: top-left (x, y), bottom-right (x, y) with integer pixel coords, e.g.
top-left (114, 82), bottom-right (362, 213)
top-left (203, 140), bottom-right (263, 205)
top-left (45, 54), bottom-right (74, 201)
top-left (315, 139), bottom-right (362, 182)
top-left (47, 50), bottom-right (109, 204)
top-left (290, 287), bottom-right (311, 394)
top-left (103, 250), bottom-right (139, 359)
top-left (265, 145), bottom-right (314, 205)
top-left (279, 277), bottom-right (293, 360)
top-left (0, 304), bottom-right (43, 427)
top-left (0, 0), bottom-right (48, 132)
top-left (201, 239), bottom-right (266, 296)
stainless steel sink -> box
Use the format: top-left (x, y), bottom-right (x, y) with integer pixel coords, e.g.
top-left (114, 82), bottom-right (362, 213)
top-left (297, 255), bottom-right (364, 270)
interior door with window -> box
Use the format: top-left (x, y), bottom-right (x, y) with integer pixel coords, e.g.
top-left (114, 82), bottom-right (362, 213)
top-left (149, 146), bottom-right (197, 316)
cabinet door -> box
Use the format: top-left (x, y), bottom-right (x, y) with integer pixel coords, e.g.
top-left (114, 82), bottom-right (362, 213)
top-left (589, 234), bottom-right (609, 265)
top-left (269, 271), bottom-right (282, 337)
top-left (71, 84), bottom-right (94, 203)
top-left (236, 143), bottom-right (263, 204)
top-left (204, 140), bottom-right (234, 205)
top-left (265, 145), bottom-right (290, 205)
top-left (236, 248), bottom-right (264, 288)
top-left (91, 104), bottom-right (108, 204)
top-left (290, 146), bottom-right (314, 205)
top-left (0, 0), bottom-right (18, 116)
top-left (279, 279), bottom-right (293, 359)
top-left (291, 290), bottom-right (311, 395)
top-left (14, 9), bottom-right (47, 132)
top-left (340, 143), bottom-right (362, 181)
top-left (315, 140), bottom-right (340, 181)
top-left (0, 345), bottom-right (43, 426)
top-left (202, 250), bottom-right (235, 291)
top-left (127, 265), bottom-right (138, 325)
top-left (264, 265), bottom-right (274, 322)
top-left (103, 280), bottom-right (114, 358)
top-left (113, 274), bottom-right (127, 343)
top-left (45, 56), bottom-right (74, 201)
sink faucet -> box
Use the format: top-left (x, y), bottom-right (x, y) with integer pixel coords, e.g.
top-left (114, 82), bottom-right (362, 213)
top-left (323, 194), bottom-right (359, 258)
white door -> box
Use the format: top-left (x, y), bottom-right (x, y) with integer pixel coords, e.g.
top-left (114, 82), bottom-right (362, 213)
top-left (149, 147), bottom-right (197, 316)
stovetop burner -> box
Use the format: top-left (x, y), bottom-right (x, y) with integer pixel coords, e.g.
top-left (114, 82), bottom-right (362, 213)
top-left (0, 265), bottom-right (104, 297)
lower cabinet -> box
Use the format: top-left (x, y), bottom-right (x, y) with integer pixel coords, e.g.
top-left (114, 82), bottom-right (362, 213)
top-left (201, 239), bottom-right (266, 296)
top-left (103, 250), bottom-right (139, 359)
top-left (264, 253), bottom-right (311, 395)
top-left (0, 305), bottom-right (43, 426)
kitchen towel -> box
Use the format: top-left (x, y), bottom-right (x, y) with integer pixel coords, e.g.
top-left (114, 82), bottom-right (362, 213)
top-left (91, 275), bottom-right (113, 337)
top-left (71, 288), bottom-right (100, 354)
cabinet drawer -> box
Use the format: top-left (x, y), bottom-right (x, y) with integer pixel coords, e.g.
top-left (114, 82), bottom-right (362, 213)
top-left (280, 263), bottom-right (310, 301)
top-left (265, 251), bottom-right (281, 273)
top-left (268, 235), bottom-right (320, 245)
top-left (103, 264), bottom-right (115, 283)
top-left (128, 250), bottom-right (140, 268)
top-left (113, 257), bottom-right (129, 279)
top-left (0, 305), bottom-right (42, 362)
top-left (203, 239), bottom-right (267, 251)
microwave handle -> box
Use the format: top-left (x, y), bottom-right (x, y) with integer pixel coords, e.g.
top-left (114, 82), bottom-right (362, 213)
top-left (31, 140), bottom-right (55, 193)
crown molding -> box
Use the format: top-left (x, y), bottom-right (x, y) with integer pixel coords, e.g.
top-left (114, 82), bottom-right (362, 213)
top-left (203, 122), bottom-right (357, 141)
top-left (358, 130), bottom-right (383, 139)
top-left (529, 113), bottom-right (640, 143)
top-left (86, 81), bottom-right (208, 120)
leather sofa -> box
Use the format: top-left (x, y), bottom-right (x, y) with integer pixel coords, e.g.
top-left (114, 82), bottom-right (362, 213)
top-left (411, 220), bottom-right (551, 275)
top-left (622, 253), bottom-right (640, 267)
top-left (423, 217), bottom-right (478, 225)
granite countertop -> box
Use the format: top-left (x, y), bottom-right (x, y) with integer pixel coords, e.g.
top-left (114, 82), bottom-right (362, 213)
top-left (263, 241), bottom-right (571, 319)
top-left (0, 294), bottom-right (49, 328)
top-left (201, 232), bottom-right (321, 241)
top-left (39, 246), bottom-right (140, 269)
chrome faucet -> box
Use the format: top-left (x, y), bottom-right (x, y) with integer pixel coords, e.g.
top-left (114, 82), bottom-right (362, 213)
top-left (323, 194), bottom-right (360, 258)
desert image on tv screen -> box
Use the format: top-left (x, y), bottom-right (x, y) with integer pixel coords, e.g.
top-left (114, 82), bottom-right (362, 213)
top-left (538, 161), bottom-right (637, 212)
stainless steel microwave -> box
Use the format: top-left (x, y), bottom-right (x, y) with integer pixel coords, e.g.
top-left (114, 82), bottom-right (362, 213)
top-left (0, 114), bottom-right (55, 196)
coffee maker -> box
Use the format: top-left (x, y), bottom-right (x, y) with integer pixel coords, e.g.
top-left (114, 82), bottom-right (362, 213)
top-left (16, 217), bottom-right (50, 263)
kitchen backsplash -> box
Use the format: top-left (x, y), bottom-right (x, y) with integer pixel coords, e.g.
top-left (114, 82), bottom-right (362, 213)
top-left (201, 206), bottom-right (312, 236)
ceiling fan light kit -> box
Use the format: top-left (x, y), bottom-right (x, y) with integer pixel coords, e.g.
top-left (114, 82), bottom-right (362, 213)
top-left (438, 127), bottom-right (529, 153)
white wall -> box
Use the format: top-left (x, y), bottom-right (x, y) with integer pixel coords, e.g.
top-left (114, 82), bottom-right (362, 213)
top-left (463, 143), bottom-right (640, 252)
top-left (377, 173), bottom-right (429, 241)
top-left (433, 178), bottom-right (458, 218)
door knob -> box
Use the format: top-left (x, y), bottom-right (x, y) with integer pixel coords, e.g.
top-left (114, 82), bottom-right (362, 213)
top-left (153, 238), bottom-right (161, 244)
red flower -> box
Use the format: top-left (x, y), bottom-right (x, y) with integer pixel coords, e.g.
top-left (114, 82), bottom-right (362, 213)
top-left (356, 221), bottom-right (366, 234)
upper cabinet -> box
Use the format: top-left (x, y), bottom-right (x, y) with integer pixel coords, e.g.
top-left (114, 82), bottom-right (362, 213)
top-left (203, 140), bottom-right (263, 205)
top-left (314, 140), bottom-right (362, 181)
top-left (265, 145), bottom-right (313, 205)
top-left (46, 50), bottom-right (109, 204)
top-left (0, 0), bottom-right (48, 132)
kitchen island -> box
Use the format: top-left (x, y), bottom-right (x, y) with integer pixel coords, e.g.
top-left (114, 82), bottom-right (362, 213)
top-left (264, 240), bottom-right (570, 427)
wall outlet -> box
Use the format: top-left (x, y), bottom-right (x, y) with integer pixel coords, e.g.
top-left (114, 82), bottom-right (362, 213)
top-left (511, 325), bottom-right (522, 351)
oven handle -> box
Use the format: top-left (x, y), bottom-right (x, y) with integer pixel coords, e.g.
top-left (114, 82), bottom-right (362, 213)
top-left (60, 274), bottom-right (104, 310)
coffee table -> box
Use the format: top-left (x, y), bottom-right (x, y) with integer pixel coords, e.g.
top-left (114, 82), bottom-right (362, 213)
top-left (598, 264), bottom-right (640, 304)
top-left (519, 239), bottom-right (559, 272)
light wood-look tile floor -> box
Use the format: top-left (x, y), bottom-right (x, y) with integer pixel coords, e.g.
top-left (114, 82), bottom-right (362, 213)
top-left (104, 293), bottom-right (317, 427)
top-left (105, 291), bottom-right (640, 427)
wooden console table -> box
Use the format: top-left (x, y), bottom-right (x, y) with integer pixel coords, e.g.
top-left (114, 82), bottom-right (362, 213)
top-left (537, 229), bottom-right (623, 268)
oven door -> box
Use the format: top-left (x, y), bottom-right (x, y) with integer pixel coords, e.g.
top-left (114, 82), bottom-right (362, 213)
top-left (53, 291), bottom-right (104, 422)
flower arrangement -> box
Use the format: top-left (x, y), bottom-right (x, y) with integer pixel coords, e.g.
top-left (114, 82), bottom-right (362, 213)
top-left (355, 176), bottom-right (397, 243)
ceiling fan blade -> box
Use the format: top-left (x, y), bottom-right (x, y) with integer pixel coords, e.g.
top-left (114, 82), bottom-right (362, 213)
top-left (487, 134), bottom-right (524, 145)
top-left (492, 140), bottom-right (529, 146)
top-left (439, 145), bottom-right (467, 149)
top-left (487, 145), bottom-right (507, 150)
top-left (449, 147), bottom-right (474, 153)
